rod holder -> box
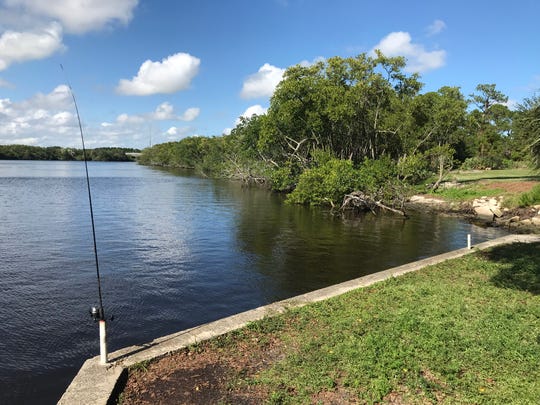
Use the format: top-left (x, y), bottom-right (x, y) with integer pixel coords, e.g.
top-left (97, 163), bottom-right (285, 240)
top-left (99, 320), bottom-right (108, 365)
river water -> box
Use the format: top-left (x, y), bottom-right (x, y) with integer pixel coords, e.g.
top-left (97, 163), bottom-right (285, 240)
top-left (0, 160), bottom-right (507, 404)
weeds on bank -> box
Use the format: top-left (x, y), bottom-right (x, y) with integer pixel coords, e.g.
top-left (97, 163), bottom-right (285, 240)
top-left (128, 360), bottom-right (151, 373)
top-left (516, 184), bottom-right (540, 207)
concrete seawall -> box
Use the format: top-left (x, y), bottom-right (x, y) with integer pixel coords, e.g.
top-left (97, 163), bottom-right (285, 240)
top-left (58, 233), bottom-right (540, 404)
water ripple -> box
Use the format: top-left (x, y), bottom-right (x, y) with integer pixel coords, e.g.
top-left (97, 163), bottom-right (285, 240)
top-left (0, 161), bottom-right (508, 404)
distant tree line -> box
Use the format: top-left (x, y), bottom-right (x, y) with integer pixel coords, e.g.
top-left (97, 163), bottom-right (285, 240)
top-left (132, 53), bottom-right (540, 209)
top-left (0, 145), bottom-right (140, 161)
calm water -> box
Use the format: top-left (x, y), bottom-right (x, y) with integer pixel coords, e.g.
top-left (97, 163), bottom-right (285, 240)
top-left (0, 160), bottom-right (507, 404)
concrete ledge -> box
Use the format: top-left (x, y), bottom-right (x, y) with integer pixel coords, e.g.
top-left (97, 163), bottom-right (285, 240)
top-left (58, 234), bottom-right (540, 405)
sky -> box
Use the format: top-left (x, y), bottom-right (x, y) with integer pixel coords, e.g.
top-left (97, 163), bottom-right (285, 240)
top-left (0, 0), bottom-right (539, 149)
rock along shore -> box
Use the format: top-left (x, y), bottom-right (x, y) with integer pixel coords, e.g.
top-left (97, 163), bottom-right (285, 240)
top-left (407, 195), bottom-right (540, 233)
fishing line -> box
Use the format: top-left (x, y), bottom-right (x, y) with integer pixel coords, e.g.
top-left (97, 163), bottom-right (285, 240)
top-left (60, 64), bottom-right (105, 322)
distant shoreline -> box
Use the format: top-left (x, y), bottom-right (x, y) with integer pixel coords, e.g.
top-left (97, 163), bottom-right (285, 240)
top-left (0, 145), bottom-right (140, 162)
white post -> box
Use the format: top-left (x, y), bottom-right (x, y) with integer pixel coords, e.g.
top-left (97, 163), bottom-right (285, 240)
top-left (99, 319), bottom-right (108, 365)
top-left (467, 234), bottom-right (472, 249)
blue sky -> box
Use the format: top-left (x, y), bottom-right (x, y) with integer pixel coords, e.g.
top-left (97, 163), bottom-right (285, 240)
top-left (1, 0), bottom-right (539, 149)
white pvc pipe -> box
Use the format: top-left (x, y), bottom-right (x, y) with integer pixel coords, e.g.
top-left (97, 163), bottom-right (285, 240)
top-left (467, 234), bottom-right (472, 249)
top-left (99, 320), bottom-right (108, 365)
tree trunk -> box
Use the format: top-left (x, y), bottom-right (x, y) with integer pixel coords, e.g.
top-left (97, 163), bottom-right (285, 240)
top-left (341, 191), bottom-right (406, 216)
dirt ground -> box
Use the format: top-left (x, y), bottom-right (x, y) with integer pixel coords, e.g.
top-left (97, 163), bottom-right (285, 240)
top-left (480, 180), bottom-right (538, 193)
top-left (119, 329), bottom-right (361, 404)
top-left (119, 331), bottom-right (285, 404)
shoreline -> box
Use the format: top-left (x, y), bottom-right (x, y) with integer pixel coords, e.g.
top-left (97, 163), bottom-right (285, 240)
top-left (406, 195), bottom-right (540, 233)
top-left (59, 234), bottom-right (540, 405)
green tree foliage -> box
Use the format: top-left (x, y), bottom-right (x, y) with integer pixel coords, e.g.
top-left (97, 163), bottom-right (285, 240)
top-left (401, 86), bottom-right (468, 186)
top-left (512, 95), bottom-right (540, 168)
top-left (0, 144), bottom-right (139, 161)
top-left (222, 115), bottom-right (274, 183)
top-left (134, 55), bottom-right (538, 210)
top-left (466, 84), bottom-right (512, 168)
top-left (139, 136), bottom-right (231, 177)
top-left (287, 156), bottom-right (400, 207)
top-left (405, 86), bottom-right (467, 152)
top-left (86, 147), bottom-right (140, 161)
top-left (287, 158), bottom-right (360, 206)
top-left (259, 52), bottom-right (422, 167)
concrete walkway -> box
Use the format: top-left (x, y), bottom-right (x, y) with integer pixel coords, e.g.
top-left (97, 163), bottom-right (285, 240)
top-left (58, 233), bottom-right (540, 405)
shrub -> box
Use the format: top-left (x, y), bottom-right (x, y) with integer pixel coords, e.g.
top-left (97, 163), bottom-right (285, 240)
top-left (357, 157), bottom-right (397, 194)
top-left (397, 153), bottom-right (430, 184)
top-left (517, 184), bottom-right (540, 207)
top-left (270, 161), bottom-right (301, 192)
top-left (287, 159), bottom-right (359, 206)
top-left (460, 155), bottom-right (505, 170)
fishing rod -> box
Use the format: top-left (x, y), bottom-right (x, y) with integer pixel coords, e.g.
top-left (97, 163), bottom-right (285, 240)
top-left (61, 64), bottom-right (108, 365)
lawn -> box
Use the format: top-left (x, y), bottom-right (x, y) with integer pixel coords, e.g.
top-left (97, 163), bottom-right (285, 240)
top-left (448, 168), bottom-right (539, 183)
top-left (423, 168), bottom-right (540, 205)
top-left (121, 242), bottom-right (540, 404)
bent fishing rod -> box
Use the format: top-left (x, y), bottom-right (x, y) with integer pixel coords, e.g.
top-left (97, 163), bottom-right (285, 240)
top-left (61, 64), bottom-right (108, 364)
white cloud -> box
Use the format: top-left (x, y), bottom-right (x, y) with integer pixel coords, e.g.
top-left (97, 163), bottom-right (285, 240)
top-left (298, 56), bottom-right (326, 67)
top-left (149, 103), bottom-right (199, 121)
top-left (3, 0), bottom-right (139, 34)
top-left (164, 125), bottom-right (193, 140)
top-left (0, 22), bottom-right (64, 71)
top-left (371, 31), bottom-right (446, 73)
top-left (427, 19), bottom-right (446, 36)
top-left (241, 104), bottom-right (267, 118)
top-left (0, 136), bottom-right (39, 145)
top-left (240, 63), bottom-right (285, 99)
top-left (150, 102), bottom-right (175, 120)
top-left (231, 104), bottom-right (268, 128)
top-left (116, 113), bottom-right (144, 124)
top-left (0, 0), bottom-right (138, 71)
top-left (116, 53), bottom-right (200, 96)
top-left (113, 102), bottom-right (200, 124)
top-left (0, 85), bottom-right (201, 148)
top-left (179, 107), bottom-right (200, 121)
top-left (224, 104), bottom-right (268, 135)
top-left (166, 127), bottom-right (178, 136)
top-left (23, 84), bottom-right (72, 109)
top-left (0, 85), bottom-right (78, 145)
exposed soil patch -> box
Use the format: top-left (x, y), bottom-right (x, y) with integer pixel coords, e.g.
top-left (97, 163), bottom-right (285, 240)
top-left (119, 332), bottom-right (287, 404)
top-left (479, 180), bottom-right (538, 193)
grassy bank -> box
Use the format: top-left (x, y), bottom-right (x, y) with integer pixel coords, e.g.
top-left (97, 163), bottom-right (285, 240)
top-left (448, 168), bottom-right (539, 183)
top-left (121, 242), bottom-right (540, 404)
top-left (424, 168), bottom-right (540, 207)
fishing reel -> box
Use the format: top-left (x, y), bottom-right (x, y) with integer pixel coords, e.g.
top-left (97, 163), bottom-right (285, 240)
top-left (89, 306), bottom-right (114, 322)
top-left (90, 306), bottom-right (103, 322)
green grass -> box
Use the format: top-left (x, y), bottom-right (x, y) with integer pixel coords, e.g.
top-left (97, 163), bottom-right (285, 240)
top-left (221, 243), bottom-right (540, 404)
top-left (420, 168), bottom-right (540, 206)
top-left (427, 185), bottom-right (504, 202)
top-left (128, 359), bottom-right (151, 373)
top-left (449, 168), bottom-right (539, 183)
